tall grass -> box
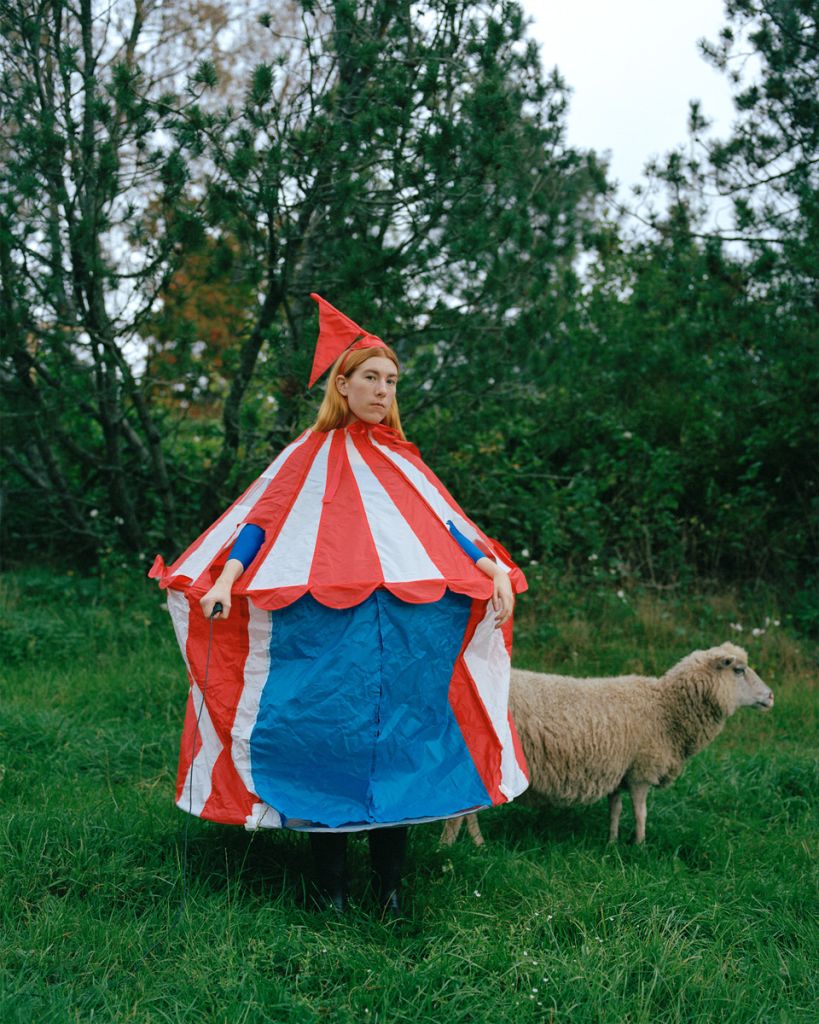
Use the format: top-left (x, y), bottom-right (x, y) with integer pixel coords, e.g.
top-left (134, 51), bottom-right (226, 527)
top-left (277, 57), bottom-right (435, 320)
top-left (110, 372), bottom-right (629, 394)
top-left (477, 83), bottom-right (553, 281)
top-left (1, 567), bottom-right (816, 1023)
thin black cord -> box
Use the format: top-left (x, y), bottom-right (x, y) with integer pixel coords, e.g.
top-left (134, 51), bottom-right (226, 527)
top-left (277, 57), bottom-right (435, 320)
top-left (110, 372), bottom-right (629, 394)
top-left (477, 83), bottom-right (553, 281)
top-left (129, 602), bottom-right (221, 971)
top-left (180, 602), bottom-right (221, 902)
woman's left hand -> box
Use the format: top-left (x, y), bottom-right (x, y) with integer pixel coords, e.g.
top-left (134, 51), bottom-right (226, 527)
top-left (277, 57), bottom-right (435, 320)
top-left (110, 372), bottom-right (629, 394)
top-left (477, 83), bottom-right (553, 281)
top-left (492, 571), bottom-right (515, 628)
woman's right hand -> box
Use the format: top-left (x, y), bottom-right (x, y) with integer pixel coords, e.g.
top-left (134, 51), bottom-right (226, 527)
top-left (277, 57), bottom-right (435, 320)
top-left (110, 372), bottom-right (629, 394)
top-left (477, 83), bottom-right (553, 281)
top-left (199, 558), bottom-right (245, 620)
top-left (200, 580), bottom-right (233, 620)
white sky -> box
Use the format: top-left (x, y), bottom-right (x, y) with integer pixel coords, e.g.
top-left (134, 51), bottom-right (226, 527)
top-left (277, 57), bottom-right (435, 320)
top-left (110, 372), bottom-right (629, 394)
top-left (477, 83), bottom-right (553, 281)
top-left (522, 0), bottom-right (738, 194)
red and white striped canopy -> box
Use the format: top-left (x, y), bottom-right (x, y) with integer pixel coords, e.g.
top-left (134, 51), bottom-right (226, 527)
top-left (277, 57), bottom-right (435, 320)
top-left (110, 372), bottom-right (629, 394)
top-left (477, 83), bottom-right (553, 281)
top-left (150, 421), bottom-right (527, 610)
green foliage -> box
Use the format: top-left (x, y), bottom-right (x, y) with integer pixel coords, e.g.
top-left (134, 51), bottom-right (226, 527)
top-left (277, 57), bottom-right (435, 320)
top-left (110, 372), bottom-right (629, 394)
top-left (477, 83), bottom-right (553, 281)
top-left (192, 59), bottom-right (218, 88)
top-left (0, 0), bottom-right (816, 597)
top-left (1, 570), bottom-right (816, 1022)
top-left (572, 0), bottom-right (819, 587)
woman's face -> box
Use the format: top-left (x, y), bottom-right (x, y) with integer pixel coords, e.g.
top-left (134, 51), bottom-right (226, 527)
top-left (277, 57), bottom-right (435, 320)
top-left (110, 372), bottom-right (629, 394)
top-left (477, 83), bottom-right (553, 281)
top-left (336, 355), bottom-right (398, 424)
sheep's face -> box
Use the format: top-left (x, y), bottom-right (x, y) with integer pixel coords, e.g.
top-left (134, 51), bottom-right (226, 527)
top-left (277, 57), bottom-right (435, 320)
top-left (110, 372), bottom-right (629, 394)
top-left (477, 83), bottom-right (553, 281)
top-left (712, 650), bottom-right (774, 712)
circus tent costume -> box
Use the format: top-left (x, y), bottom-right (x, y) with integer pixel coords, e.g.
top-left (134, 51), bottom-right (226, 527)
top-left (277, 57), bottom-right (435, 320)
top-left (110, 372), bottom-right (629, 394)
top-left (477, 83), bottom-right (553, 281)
top-left (150, 296), bottom-right (529, 833)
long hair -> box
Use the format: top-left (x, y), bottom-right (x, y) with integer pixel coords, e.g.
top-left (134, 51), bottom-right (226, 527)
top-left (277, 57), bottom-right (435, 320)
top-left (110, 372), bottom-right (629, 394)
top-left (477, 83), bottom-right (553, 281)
top-left (312, 345), bottom-right (406, 439)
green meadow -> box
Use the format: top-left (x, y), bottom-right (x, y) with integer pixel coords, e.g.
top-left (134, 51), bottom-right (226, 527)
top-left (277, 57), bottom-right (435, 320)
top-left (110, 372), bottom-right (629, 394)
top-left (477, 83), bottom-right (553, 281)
top-left (1, 568), bottom-right (816, 1023)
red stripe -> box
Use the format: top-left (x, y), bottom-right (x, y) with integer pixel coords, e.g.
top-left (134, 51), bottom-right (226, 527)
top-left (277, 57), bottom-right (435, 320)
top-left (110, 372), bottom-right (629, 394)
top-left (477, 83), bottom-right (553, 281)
top-left (447, 598), bottom-right (505, 804)
top-left (176, 593), bottom-right (257, 825)
top-left (174, 680), bottom-right (203, 800)
top-left (500, 613), bottom-right (528, 781)
top-left (246, 583), bottom-right (309, 612)
top-left (201, 748), bottom-right (257, 825)
top-left (508, 708), bottom-right (530, 782)
top-left (307, 430), bottom-right (384, 606)
top-left (501, 615), bottom-right (514, 660)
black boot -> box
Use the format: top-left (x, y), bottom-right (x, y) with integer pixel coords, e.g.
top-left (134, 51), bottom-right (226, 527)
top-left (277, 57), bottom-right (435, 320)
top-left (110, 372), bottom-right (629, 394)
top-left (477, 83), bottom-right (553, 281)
top-left (368, 826), bottom-right (408, 919)
top-left (309, 832), bottom-right (347, 912)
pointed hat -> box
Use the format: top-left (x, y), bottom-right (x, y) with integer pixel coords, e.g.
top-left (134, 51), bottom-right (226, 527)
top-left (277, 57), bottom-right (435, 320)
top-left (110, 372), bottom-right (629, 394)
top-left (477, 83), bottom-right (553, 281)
top-left (308, 293), bottom-right (388, 387)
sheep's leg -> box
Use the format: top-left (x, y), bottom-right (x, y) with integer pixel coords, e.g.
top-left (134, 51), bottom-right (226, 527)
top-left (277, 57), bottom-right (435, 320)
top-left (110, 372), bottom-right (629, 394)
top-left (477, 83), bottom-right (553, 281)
top-left (608, 792), bottom-right (623, 842)
top-left (465, 813), bottom-right (485, 847)
top-left (630, 782), bottom-right (650, 844)
top-left (440, 816), bottom-right (464, 846)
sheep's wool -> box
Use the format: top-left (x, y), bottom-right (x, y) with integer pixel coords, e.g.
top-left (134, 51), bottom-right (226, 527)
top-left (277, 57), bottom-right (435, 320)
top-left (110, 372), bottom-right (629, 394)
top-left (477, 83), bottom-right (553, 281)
top-left (151, 421), bottom-right (529, 831)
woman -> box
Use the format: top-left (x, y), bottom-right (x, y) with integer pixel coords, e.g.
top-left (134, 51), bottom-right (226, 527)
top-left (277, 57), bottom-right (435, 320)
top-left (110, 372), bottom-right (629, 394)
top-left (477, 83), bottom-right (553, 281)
top-left (150, 294), bottom-right (528, 916)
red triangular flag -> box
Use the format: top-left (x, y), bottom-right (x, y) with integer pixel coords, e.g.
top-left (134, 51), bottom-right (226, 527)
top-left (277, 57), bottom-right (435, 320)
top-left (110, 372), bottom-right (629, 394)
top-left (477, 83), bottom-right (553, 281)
top-left (308, 293), bottom-right (387, 387)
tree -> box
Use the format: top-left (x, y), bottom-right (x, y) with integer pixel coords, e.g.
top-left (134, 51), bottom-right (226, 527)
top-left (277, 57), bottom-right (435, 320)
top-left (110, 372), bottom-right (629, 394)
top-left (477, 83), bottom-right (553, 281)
top-left (1, 0), bottom-right (606, 560)
top-left (0, 0), bottom-right (220, 556)
top-left (166, 0), bottom-right (605, 510)
top-left (532, 0), bottom-right (819, 584)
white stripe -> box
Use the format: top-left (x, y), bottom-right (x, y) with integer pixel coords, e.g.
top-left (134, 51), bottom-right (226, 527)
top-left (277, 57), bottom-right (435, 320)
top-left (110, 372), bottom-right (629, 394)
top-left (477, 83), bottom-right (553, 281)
top-left (176, 682), bottom-right (224, 818)
top-left (231, 598), bottom-right (273, 796)
top-left (174, 430), bottom-right (312, 583)
top-left (167, 590), bottom-right (191, 675)
top-left (463, 603), bottom-right (529, 799)
top-left (369, 436), bottom-right (512, 571)
top-left (346, 434), bottom-right (443, 583)
top-left (246, 432), bottom-right (332, 589)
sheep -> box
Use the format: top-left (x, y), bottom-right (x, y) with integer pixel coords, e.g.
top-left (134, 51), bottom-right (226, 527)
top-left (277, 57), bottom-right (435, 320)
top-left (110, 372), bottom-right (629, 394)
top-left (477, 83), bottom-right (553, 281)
top-left (441, 643), bottom-right (773, 847)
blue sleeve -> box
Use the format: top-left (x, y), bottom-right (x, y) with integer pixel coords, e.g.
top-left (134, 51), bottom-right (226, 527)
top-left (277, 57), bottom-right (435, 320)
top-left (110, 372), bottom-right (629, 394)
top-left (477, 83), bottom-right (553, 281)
top-left (227, 523), bottom-right (266, 569)
top-left (447, 520), bottom-right (488, 563)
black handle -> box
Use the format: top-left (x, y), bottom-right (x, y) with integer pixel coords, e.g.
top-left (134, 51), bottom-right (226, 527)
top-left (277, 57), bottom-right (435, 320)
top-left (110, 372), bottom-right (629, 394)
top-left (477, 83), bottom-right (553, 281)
top-left (211, 602), bottom-right (224, 618)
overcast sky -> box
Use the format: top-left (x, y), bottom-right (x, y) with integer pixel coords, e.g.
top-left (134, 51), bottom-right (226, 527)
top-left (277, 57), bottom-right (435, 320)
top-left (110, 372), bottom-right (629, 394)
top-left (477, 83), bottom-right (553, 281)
top-left (522, 0), bottom-right (738, 194)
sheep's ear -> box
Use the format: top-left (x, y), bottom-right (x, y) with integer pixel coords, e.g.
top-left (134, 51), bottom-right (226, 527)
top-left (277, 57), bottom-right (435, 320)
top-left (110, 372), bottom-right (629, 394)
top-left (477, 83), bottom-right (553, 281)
top-left (715, 654), bottom-right (735, 669)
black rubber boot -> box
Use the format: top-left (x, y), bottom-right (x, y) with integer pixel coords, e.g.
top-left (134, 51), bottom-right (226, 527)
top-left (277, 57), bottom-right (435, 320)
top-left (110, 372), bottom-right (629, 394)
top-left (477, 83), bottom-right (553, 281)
top-left (368, 826), bottom-right (408, 919)
top-left (309, 832), bottom-right (348, 912)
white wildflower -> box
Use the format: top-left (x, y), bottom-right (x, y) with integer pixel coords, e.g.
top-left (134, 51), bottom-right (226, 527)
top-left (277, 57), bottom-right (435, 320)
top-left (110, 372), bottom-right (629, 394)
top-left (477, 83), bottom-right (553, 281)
top-left (89, 508), bottom-right (99, 518)
top-left (617, 589), bottom-right (626, 600)
top-left (751, 627), bottom-right (766, 637)
top-left (521, 548), bottom-right (530, 559)
top-left (474, 890), bottom-right (481, 897)
top-left (622, 431), bottom-right (633, 439)
top-left (729, 622), bottom-right (743, 632)
top-left (588, 553), bottom-right (598, 562)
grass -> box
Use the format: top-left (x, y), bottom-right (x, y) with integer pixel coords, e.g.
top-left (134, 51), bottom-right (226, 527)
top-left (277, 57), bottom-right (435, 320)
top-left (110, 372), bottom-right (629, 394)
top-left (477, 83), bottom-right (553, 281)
top-left (1, 566), bottom-right (816, 1023)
